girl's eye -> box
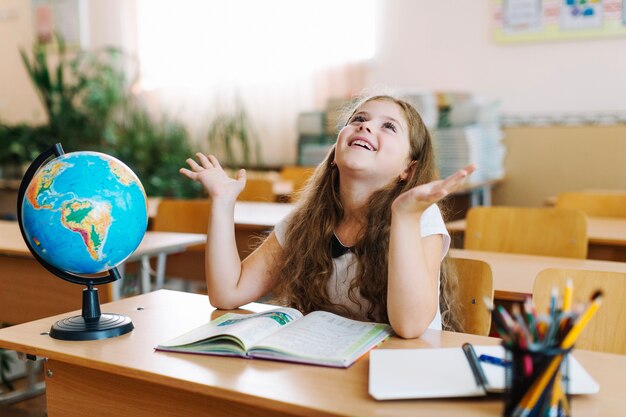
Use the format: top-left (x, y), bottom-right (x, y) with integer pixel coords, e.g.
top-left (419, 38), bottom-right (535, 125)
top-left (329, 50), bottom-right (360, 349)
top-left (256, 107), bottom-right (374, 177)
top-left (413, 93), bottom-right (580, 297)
top-left (351, 115), bottom-right (366, 123)
top-left (383, 122), bottom-right (397, 132)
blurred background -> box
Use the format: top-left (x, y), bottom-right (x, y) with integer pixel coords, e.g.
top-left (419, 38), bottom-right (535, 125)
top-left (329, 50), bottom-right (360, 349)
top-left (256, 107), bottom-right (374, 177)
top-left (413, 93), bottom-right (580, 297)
top-left (1, 0), bottom-right (626, 213)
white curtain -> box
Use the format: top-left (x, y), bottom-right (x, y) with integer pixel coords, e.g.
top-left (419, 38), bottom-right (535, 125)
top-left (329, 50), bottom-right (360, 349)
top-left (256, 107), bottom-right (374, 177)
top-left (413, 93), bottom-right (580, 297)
top-left (135, 0), bottom-right (376, 166)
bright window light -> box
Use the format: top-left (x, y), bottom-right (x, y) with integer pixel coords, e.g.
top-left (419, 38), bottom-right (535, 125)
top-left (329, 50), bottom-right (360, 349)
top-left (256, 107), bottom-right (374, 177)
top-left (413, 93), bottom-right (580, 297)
top-left (136, 0), bottom-right (375, 91)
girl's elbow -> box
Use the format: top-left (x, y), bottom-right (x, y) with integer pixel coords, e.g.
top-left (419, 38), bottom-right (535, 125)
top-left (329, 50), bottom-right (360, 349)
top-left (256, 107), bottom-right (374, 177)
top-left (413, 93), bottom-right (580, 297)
top-left (208, 294), bottom-right (239, 311)
top-left (389, 309), bottom-right (436, 339)
top-left (392, 322), bottom-right (428, 339)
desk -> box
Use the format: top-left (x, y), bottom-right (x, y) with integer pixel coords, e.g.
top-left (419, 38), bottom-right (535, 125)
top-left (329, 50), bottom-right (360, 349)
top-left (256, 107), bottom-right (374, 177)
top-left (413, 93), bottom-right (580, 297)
top-left (233, 201), bottom-right (295, 230)
top-left (0, 289), bottom-right (623, 417)
top-left (146, 200), bottom-right (295, 280)
top-left (450, 248), bottom-right (626, 302)
top-left (147, 198), bottom-right (295, 228)
top-left (447, 216), bottom-right (626, 261)
top-left (0, 221), bottom-right (205, 324)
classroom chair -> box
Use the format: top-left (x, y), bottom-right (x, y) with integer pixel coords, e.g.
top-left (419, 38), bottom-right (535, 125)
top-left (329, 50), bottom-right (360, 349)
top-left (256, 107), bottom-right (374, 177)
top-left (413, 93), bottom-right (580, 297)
top-left (555, 191), bottom-right (626, 218)
top-left (451, 258), bottom-right (494, 336)
top-left (532, 268), bottom-right (626, 355)
top-left (151, 199), bottom-right (211, 284)
top-left (464, 206), bottom-right (588, 259)
top-left (279, 165), bottom-right (315, 200)
top-left (237, 177), bottom-right (275, 202)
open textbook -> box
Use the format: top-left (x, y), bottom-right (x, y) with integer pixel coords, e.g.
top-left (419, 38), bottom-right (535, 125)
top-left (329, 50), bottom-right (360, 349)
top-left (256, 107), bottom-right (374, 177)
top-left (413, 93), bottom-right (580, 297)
top-left (369, 345), bottom-right (599, 400)
top-left (156, 307), bottom-right (392, 368)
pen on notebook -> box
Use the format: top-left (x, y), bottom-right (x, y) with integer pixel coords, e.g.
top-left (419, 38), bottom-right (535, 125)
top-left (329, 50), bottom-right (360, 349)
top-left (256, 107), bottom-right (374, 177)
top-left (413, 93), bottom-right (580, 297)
top-left (478, 354), bottom-right (511, 367)
top-left (462, 343), bottom-right (488, 390)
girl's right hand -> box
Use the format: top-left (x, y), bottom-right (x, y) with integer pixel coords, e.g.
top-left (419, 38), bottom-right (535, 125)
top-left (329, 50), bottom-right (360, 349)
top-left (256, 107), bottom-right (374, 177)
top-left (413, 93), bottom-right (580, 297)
top-left (180, 153), bottom-right (246, 201)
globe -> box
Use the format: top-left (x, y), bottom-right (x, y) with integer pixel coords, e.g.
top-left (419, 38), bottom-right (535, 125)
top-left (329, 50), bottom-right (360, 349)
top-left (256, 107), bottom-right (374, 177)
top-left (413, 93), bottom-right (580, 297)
top-left (21, 151), bottom-right (148, 275)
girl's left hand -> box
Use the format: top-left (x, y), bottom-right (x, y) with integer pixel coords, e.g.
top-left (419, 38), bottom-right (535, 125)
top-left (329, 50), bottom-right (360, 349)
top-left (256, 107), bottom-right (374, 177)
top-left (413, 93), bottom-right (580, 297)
top-left (391, 164), bottom-right (477, 215)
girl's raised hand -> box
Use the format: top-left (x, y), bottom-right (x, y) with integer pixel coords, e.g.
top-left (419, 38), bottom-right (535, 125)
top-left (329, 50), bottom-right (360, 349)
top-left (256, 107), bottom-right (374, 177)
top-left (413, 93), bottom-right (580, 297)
top-left (391, 164), bottom-right (477, 216)
top-left (179, 153), bottom-right (246, 201)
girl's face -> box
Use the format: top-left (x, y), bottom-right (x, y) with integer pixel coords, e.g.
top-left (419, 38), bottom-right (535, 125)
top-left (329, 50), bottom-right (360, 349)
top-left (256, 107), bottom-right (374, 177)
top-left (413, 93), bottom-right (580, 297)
top-left (335, 99), bottom-right (412, 183)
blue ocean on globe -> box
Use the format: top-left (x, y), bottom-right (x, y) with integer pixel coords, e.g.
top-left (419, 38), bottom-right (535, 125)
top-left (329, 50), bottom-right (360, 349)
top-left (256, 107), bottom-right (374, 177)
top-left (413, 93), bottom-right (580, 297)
top-left (21, 151), bottom-right (148, 275)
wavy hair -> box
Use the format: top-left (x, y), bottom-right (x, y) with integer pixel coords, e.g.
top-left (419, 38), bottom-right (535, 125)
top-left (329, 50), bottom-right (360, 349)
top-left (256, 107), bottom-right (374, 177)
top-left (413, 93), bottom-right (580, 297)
top-left (269, 95), bottom-right (462, 331)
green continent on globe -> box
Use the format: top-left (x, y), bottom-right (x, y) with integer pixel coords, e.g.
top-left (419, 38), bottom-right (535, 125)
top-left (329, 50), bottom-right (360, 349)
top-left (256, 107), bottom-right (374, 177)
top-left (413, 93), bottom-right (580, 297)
top-left (26, 161), bottom-right (71, 209)
top-left (61, 199), bottom-right (112, 261)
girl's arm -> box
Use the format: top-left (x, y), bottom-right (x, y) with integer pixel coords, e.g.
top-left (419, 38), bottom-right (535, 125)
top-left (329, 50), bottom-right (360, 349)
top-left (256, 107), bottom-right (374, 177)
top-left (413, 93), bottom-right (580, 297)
top-left (180, 153), bottom-right (279, 308)
top-left (387, 165), bottom-right (476, 338)
top-left (387, 215), bottom-right (442, 338)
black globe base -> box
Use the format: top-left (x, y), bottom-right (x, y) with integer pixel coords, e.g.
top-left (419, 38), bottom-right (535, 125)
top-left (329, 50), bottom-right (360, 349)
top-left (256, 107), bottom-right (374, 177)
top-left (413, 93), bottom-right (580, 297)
top-left (50, 313), bottom-right (134, 341)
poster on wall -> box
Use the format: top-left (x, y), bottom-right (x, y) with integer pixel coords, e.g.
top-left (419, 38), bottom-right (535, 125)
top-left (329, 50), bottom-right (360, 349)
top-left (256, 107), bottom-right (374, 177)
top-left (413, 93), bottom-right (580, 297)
top-left (493, 0), bottom-right (626, 42)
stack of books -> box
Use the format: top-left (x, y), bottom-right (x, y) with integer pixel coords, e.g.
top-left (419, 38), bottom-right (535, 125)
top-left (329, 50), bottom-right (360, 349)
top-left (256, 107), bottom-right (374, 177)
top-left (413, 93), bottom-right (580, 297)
top-left (433, 124), bottom-right (505, 183)
top-left (430, 93), bottom-right (505, 182)
top-left (296, 111), bottom-right (334, 166)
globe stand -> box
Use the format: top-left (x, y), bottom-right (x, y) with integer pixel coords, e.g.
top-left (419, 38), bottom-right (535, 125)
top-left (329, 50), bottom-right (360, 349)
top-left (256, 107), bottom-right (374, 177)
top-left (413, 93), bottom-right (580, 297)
top-left (49, 283), bottom-right (134, 341)
top-left (17, 143), bottom-right (135, 341)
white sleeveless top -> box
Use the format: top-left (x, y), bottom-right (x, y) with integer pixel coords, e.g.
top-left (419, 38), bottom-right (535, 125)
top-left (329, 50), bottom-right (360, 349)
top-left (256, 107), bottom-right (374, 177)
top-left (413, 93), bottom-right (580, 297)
top-left (273, 204), bottom-right (450, 329)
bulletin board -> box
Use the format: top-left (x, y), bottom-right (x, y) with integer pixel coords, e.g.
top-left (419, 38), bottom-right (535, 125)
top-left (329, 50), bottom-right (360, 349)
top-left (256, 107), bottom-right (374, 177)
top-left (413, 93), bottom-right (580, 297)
top-left (493, 0), bottom-right (626, 43)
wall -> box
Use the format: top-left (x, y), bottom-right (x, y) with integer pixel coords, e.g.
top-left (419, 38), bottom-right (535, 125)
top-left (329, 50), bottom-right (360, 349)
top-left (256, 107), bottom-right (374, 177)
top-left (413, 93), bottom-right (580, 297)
top-left (0, 0), bottom-right (136, 125)
top-left (0, 0), bottom-right (41, 124)
top-left (494, 125), bottom-right (626, 207)
top-left (3, 0), bottom-right (626, 195)
top-left (372, 0), bottom-right (626, 206)
top-left (372, 0), bottom-right (626, 115)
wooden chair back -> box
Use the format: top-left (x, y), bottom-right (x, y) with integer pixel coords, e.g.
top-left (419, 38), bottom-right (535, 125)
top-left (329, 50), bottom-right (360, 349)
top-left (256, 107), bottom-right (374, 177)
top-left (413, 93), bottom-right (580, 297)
top-left (464, 206), bottom-right (588, 259)
top-left (151, 199), bottom-right (211, 283)
top-left (451, 258), bottom-right (494, 336)
top-left (280, 166), bottom-right (315, 199)
top-left (533, 268), bottom-right (626, 355)
top-left (237, 178), bottom-right (275, 202)
top-left (152, 199), bottom-right (211, 236)
top-left (556, 191), bottom-right (626, 218)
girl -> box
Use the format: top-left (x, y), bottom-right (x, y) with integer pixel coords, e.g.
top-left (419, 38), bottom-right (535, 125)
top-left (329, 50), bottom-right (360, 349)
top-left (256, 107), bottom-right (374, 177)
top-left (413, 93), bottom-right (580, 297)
top-left (181, 95), bottom-right (475, 338)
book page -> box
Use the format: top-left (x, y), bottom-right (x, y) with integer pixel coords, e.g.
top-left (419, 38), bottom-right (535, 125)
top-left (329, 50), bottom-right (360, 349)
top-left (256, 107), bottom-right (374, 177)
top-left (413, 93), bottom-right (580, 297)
top-left (249, 311), bottom-right (391, 365)
top-left (158, 307), bottom-right (303, 352)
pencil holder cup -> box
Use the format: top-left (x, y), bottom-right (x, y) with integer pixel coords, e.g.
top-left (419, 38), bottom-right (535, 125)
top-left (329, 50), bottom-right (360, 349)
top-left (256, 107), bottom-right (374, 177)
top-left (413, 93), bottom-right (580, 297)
top-left (503, 344), bottom-right (571, 417)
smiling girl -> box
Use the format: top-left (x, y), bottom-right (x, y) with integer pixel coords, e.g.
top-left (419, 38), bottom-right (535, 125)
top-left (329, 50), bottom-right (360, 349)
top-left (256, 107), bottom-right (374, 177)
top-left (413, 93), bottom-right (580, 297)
top-left (181, 95), bottom-right (475, 338)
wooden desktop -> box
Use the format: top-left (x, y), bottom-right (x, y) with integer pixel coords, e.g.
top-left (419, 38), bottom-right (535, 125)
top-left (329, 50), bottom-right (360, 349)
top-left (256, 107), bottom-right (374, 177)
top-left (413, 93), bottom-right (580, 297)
top-left (450, 248), bottom-right (626, 302)
top-left (0, 290), bottom-right (623, 417)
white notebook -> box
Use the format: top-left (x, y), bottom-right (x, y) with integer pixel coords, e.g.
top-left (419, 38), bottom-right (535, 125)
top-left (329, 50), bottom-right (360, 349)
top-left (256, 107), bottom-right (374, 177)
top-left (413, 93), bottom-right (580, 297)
top-left (369, 345), bottom-right (599, 400)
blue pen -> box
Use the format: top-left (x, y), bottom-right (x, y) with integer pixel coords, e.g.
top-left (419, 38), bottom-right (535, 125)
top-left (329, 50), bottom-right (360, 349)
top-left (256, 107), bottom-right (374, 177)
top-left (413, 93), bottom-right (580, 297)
top-left (479, 354), bottom-right (511, 367)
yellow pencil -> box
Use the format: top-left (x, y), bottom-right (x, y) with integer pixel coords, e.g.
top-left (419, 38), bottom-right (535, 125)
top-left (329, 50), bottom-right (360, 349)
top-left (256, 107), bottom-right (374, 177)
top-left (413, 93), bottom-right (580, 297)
top-left (549, 372), bottom-right (562, 417)
top-left (562, 278), bottom-right (573, 312)
top-left (561, 290), bottom-right (603, 350)
top-left (512, 291), bottom-right (603, 417)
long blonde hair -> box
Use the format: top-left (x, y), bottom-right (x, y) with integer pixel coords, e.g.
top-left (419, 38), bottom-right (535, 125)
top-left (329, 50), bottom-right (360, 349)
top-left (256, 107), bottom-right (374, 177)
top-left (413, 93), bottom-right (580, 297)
top-left (270, 95), bottom-right (461, 331)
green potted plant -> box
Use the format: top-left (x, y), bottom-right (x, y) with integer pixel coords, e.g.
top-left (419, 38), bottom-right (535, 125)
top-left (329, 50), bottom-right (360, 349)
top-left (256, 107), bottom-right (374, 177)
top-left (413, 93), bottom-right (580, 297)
top-left (111, 105), bottom-right (201, 198)
top-left (16, 34), bottom-right (200, 198)
top-left (19, 34), bottom-right (127, 153)
top-left (207, 99), bottom-right (262, 169)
